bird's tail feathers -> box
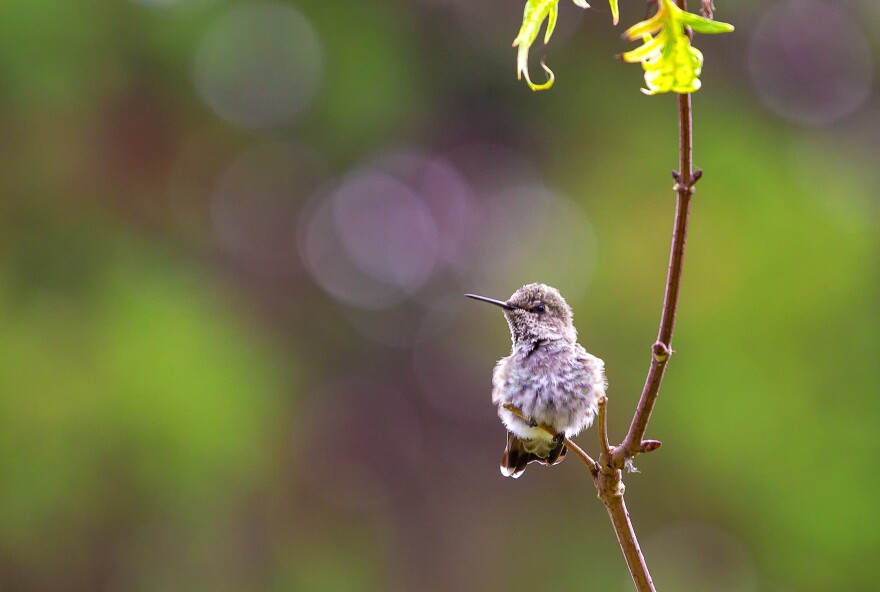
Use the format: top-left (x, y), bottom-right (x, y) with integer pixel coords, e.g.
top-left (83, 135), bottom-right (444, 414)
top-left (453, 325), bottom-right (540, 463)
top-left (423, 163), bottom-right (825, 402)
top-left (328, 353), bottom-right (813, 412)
top-left (500, 432), bottom-right (567, 478)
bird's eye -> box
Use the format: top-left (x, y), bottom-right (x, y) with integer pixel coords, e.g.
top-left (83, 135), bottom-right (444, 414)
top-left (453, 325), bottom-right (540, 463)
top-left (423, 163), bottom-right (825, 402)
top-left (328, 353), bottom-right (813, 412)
top-left (534, 304), bottom-right (546, 314)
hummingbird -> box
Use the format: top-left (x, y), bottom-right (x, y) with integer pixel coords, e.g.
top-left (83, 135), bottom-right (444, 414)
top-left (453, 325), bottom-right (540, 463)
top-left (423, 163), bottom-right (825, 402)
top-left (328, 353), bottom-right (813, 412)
top-left (466, 283), bottom-right (606, 478)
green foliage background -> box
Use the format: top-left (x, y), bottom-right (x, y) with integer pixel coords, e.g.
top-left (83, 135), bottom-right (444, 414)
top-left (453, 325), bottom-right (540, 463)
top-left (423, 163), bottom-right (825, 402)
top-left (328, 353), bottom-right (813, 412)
top-left (0, 0), bottom-right (877, 590)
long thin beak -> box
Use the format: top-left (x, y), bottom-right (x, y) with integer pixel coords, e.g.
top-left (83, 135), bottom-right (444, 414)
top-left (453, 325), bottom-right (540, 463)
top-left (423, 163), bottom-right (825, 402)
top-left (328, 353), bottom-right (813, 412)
top-left (464, 293), bottom-right (515, 310)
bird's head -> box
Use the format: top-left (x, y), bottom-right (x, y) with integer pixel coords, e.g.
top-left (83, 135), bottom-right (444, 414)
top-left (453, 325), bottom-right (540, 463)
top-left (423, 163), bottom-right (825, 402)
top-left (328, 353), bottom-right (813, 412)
top-left (466, 283), bottom-right (576, 345)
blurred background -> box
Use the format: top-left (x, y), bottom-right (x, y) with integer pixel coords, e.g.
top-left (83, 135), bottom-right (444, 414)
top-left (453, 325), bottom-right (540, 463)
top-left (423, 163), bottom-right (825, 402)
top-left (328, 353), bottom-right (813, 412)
top-left (0, 0), bottom-right (877, 590)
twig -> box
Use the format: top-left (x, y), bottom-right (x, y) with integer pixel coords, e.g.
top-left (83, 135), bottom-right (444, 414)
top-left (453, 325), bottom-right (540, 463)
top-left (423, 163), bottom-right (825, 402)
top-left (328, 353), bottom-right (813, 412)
top-left (596, 394), bottom-right (657, 591)
top-left (611, 1), bottom-right (701, 469)
top-left (558, 436), bottom-right (598, 474)
top-left (594, 394), bottom-right (658, 589)
top-left (595, 3), bottom-right (702, 590)
top-left (601, 490), bottom-right (656, 592)
top-left (502, 403), bottom-right (598, 473)
top-left (597, 395), bottom-right (612, 461)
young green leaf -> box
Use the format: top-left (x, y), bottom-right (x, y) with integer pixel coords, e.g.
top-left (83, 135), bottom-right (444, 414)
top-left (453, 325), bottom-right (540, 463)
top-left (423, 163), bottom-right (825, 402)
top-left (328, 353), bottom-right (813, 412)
top-left (513, 0), bottom-right (590, 91)
top-left (621, 0), bottom-right (733, 95)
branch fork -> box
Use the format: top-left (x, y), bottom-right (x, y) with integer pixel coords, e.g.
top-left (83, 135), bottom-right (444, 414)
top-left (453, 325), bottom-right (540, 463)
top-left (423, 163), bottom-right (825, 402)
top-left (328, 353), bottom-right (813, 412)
top-left (578, 15), bottom-right (701, 588)
top-left (592, 77), bottom-right (699, 590)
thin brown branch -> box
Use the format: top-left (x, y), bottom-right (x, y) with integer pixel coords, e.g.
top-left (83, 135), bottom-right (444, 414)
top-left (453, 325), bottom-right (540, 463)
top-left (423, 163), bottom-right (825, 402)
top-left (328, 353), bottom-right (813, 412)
top-left (612, 1), bottom-right (700, 467)
top-left (597, 394), bottom-right (653, 590)
top-left (596, 3), bottom-right (702, 589)
top-left (561, 437), bottom-right (598, 474)
top-left (600, 484), bottom-right (656, 592)
top-left (597, 395), bottom-right (612, 461)
top-left (594, 393), bottom-right (656, 591)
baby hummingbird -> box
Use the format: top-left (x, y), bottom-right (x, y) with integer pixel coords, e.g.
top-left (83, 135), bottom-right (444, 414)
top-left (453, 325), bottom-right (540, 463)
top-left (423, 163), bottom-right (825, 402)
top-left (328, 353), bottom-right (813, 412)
top-left (466, 283), bottom-right (606, 478)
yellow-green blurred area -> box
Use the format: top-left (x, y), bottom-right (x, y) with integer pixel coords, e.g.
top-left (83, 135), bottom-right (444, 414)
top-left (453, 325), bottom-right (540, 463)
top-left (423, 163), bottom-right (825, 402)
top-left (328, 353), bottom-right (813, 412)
top-left (0, 0), bottom-right (877, 590)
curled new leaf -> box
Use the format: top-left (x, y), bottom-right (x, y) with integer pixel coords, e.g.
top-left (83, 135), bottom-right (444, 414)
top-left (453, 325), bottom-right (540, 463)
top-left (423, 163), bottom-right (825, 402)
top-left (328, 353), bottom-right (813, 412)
top-left (513, 0), bottom-right (589, 91)
top-left (621, 0), bottom-right (733, 95)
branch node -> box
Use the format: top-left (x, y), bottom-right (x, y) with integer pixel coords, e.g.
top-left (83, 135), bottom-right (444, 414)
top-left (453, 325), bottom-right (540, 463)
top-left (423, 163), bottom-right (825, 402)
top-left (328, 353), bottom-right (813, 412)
top-left (673, 170), bottom-right (702, 195)
top-left (673, 183), bottom-right (694, 196)
top-left (651, 341), bottom-right (672, 362)
top-left (639, 440), bottom-right (662, 453)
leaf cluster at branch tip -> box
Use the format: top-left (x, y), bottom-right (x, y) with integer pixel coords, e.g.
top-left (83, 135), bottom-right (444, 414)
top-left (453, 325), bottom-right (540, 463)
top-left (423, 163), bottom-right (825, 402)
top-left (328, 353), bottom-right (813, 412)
top-left (512, 0), bottom-right (733, 94)
top-left (621, 0), bottom-right (734, 95)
